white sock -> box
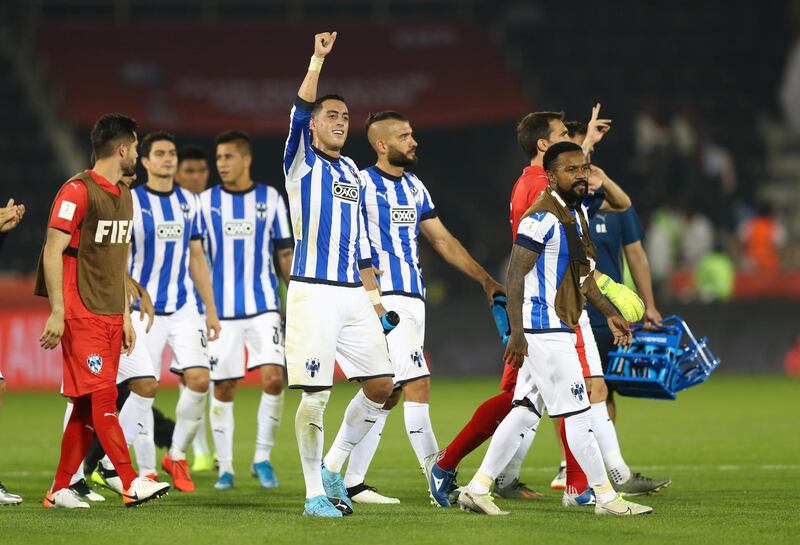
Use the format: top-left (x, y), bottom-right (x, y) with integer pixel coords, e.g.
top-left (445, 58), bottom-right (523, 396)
top-left (590, 401), bottom-right (631, 484)
top-left (210, 398), bottom-right (235, 475)
top-left (323, 389), bottom-right (384, 473)
top-left (254, 392), bottom-right (284, 464)
top-left (468, 406), bottom-right (540, 495)
top-left (403, 401), bottom-right (438, 465)
top-left (343, 407), bottom-right (390, 488)
top-left (496, 419), bottom-right (537, 489)
top-left (565, 410), bottom-right (616, 502)
top-left (134, 408), bottom-right (157, 476)
top-left (118, 392), bottom-right (154, 445)
top-left (295, 390), bottom-right (330, 498)
top-left (170, 387), bottom-right (207, 460)
top-left (190, 386), bottom-right (211, 457)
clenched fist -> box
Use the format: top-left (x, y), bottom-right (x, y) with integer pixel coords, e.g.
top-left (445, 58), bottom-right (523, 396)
top-left (314, 31), bottom-right (337, 58)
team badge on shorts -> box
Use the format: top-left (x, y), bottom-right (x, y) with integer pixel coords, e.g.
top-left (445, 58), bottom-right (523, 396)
top-left (570, 381), bottom-right (585, 401)
top-left (209, 356), bottom-right (218, 371)
top-left (411, 349), bottom-right (424, 368)
top-left (306, 357), bottom-right (321, 378)
top-left (87, 354), bottom-right (103, 375)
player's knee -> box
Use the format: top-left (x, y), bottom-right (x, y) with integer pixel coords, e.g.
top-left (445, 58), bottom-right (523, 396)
top-left (403, 377), bottom-right (430, 403)
top-left (185, 372), bottom-right (210, 393)
top-left (382, 388), bottom-right (402, 410)
top-left (214, 379), bottom-right (236, 401)
top-left (260, 367), bottom-right (284, 395)
top-left (130, 377), bottom-right (158, 398)
top-left (589, 378), bottom-right (608, 403)
top-left (362, 377), bottom-right (393, 404)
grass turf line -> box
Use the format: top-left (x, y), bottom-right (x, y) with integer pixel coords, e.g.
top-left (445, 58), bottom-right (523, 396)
top-left (0, 376), bottom-right (798, 545)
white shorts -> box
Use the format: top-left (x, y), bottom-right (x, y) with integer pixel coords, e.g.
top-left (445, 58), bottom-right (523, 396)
top-left (513, 332), bottom-right (590, 418)
top-left (338, 294), bottom-right (428, 387)
top-left (0, 369), bottom-right (4, 380)
top-left (578, 310), bottom-right (603, 378)
top-left (210, 312), bottom-right (285, 381)
top-left (285, 281), bottom-right (392, 389)
top-left (117, 331), bottom-right (157, 384)
top-left (132, 303), bottom-right (209, 381)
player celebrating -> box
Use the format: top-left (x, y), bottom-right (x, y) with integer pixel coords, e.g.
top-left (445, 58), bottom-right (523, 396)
top-left (458, 141), bottom-right (652, 516)
top-left (284, 32), bottom-right (396, 518)
top-left (37, 113), bottom-right (169, 508)
top-left (128, 131), bottom-right (220, 492)
top-left (198, 130), bottom-right (293, 490)
top-left (340, 111), bottom-right (505, 504)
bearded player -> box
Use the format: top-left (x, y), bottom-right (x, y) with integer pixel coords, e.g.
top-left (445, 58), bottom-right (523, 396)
top-left (37, 113), bottom-right (169, 508)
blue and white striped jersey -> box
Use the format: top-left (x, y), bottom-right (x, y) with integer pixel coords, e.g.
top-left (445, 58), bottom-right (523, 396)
top-left (199, 184), bottom-right (293, 319)
top-left (515, 192), bottom-right (594, 332)
top-left (283, 97), bottom-right (372, 286)
top-left (129, 185), bottom-right (204, 314)
top-left (360, 166), bottom-right (437, 299)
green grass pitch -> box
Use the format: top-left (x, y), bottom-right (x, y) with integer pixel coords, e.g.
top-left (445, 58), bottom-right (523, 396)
top-left (1, 376), bottom-right (798, 545)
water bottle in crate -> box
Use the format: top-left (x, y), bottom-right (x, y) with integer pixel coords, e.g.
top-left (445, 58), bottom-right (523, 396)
top-left (604, 315), bottom-right (720, 399)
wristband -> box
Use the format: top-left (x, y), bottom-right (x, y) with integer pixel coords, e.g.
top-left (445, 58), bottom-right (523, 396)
top-left (366, 289), bottom-right (381, 306)
top-left (308, 55), bottom-right (324, 72)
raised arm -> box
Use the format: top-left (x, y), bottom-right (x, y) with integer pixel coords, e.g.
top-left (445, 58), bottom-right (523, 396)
top-left (589, 164), bottom-right (630, 212)
top-left (420, 217), bottom-right (505, 305)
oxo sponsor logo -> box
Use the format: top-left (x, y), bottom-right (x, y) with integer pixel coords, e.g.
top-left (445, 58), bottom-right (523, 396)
top-left (94, 220), bottom-right (132, 243)
top-left (332, 182), bottom-right (358, 203)
top-left (391, 207), bottom-right (417, 225)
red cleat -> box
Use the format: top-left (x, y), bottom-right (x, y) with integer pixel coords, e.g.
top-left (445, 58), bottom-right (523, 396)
top-left (144, 473), bottom-right (159, 482)
top-left (161, 453), bottom-right (194, 492)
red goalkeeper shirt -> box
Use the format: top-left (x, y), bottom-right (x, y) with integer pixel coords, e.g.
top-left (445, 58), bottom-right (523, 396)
top-left (509, 165), bottom-right (548, 241)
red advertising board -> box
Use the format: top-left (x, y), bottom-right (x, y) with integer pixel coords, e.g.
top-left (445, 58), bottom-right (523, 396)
top-left (39, 22), bottom-right (529, 134)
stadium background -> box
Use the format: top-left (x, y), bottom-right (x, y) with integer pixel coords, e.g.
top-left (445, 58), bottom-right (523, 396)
top-left (1, 0), bottom-right (799, 386)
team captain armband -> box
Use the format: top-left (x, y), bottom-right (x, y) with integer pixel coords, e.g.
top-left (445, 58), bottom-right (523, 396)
top-left (515, 234), bottom-right (544, 253)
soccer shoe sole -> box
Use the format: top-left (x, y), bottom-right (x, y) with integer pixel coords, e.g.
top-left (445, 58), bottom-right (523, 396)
top-left (457, 491), bottom-right (509, 516)
top-left (617, 479), bottom-right (672, 497)
top-left (595, 500), bottom-right (653, 516)
top-left (350, 490), bottom-right (400, 505)
top-left (123, 485), bottom-right (170, 508)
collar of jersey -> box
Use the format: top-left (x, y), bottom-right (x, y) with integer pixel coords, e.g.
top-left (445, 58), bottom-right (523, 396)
top-left (221, 183), bottom-right (257, 195)
top-left (144, 184), bottom-right (175, 197)
top-left (372, 166), bottom-right (403, 182)
top-left (311, 145), bottom-right (340, 163)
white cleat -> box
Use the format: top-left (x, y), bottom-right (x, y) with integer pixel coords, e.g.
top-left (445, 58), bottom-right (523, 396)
top-left (457, 490), bottom-right (509, 516)
top-left (70, 478), bottom-right (106, 502)
top-left (348, 483), bottom-right (400, 505)
top-left (122, 477), bottom-right (170, 508)
top-left (595, 495), bottom-right (653, 516)
top-left (43, 488), bottom-right (90, 509)
top-left (0, 482), bottom-right (22, 505)
top-left (550, 463), bottom-right (566, 490)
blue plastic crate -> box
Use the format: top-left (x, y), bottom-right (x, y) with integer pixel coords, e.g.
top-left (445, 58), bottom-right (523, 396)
top-left (604, 315), bottom-right (721, 400)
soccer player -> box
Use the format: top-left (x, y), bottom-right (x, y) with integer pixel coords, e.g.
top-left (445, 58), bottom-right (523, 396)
top-left (458, 141), bottom-right (652, 516)
top-left (37, 113), bottom-right (169, 508)
top-left (284, 32), bottom-right (395, 518)
top-left (427, 108), bottom-right (617, 503)
top-left (175, 145), bottom-right (214, 472)
top-left (0, 197), bottom-right (25, 505)
top-left (340, 111), bottom-right (505, 504)
top-left (128, 131), bottom-right (220, 492)
top-left (199, 130), bottom-right (293, 490)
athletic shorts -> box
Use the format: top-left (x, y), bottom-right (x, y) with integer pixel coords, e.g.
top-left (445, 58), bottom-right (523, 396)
top-left (0, 369), bottom-right (4, 380)
top-left (286, 281), bottom-right (392, 390)
top-left (338, 294), bottom-right (427, 388)
top-left (117, 330), bottom-right (157, 384)
top-left (61, 317), bottom-right (123, 398)
top-left (210, 312), bottom-right (285, 381)
top-left (132, 303), bottom-right (209, 381)
top-left (501, 321), bottom-right (594, 391)
top-left (513, 331), bottom-right (590, 418)
top-left (577, 311), bottom-right (603, 379)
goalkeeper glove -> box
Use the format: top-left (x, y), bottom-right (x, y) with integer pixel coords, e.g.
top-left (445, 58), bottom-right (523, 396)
top-left (596, 273), bottom-right (645, 322)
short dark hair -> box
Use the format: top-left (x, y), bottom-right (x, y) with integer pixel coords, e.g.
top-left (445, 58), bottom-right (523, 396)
top-left (365, 111), bottom-right (407, 131)
top-left (215, 130), bottom-right (252, 156)
top-left (516, 111), bottom-right (564, 160)
top-left (312, 94), bottom-right (347, 116)
top-left (565, 121), bottom-right (587, 138)
top-left (90, 113), bottom-right (137, 159)
top-left (178, 145), bottom-right (208, 164)
top-left (140, 131), bottom-right (176, 159)
top-left (543, 141), bottom-right (584, 173)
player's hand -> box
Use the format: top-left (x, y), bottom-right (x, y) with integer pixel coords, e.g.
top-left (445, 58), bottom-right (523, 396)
top-left (584, 103), bottom-right (612, 149)
top-left (587, 164), bottom-right (608, 192)
top-left (206, 311), bottom-right (221, 342)
top-left (137, 286), bottom-right (155, 334)
top-left (642, 306), bottom-right (663, 331)
top-left (122, 312), bottom-right (136, 356)
top-left (39, 310), bottom-right (65, 349)
top-left (503, 331), bottom-right (528, 369)
top-left (607, 315), bottom-right (633, 346)
top-left (314, 31), bottom-right (337, 58)
top-left (482, 277), bottom-right (506, 306)
top-left (372, 265), bottom-right (384, 278)
top-left (0, 198), bottom-right (25, 233)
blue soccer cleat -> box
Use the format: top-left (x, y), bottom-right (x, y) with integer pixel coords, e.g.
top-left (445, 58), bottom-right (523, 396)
top-left (562, 485), bottom-right (596, 507)
top-left (214, 472), bottom-right (235, 490)
top-left (303, 495), bottom-right (343, 518)
top-left (423, 452), bottom-right (455, 507)
top-left (251, 461), bottom-right (279, 489)
top-left (321, 464), bottom-right (353, 515)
